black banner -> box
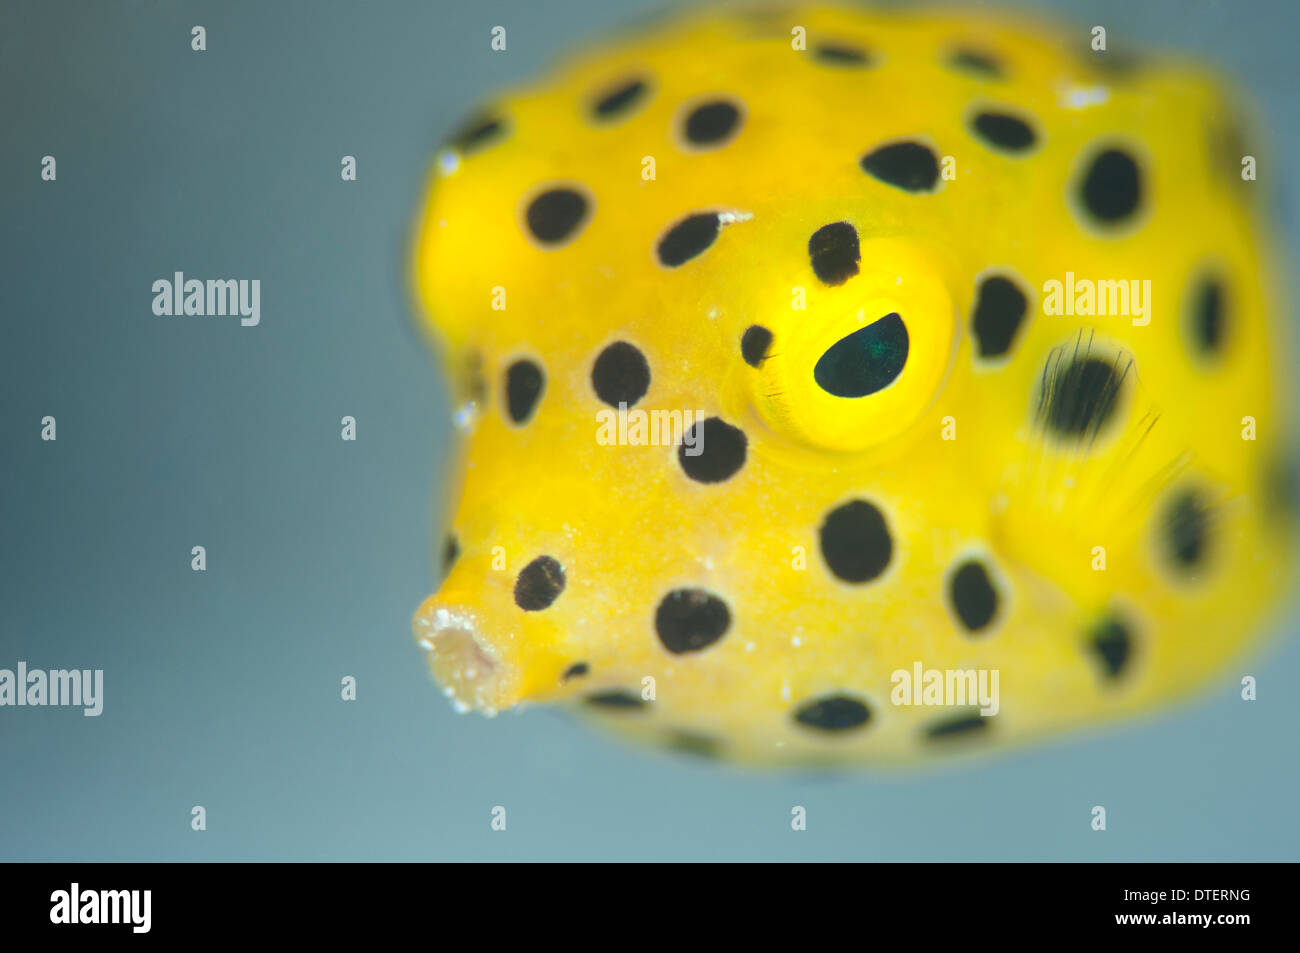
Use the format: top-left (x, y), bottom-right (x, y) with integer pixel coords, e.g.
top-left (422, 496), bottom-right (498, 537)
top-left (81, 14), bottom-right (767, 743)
top-left (4, 862), bottom-right (1282, 939)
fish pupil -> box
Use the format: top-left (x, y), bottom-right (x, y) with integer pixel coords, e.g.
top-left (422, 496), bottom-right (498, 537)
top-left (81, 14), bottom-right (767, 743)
top-left (813, 313), bottom-right (909, 397)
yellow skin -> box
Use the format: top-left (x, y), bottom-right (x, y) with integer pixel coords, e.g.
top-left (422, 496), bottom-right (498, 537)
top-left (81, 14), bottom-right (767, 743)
top-left (410, 4), bottom-right (1294, 764)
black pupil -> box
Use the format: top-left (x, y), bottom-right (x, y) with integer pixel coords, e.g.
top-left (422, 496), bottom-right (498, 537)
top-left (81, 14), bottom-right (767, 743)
top-left (813, 313), bottom-right (909, 397)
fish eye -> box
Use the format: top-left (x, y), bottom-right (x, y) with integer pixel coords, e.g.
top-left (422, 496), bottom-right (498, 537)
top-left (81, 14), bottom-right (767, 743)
top-left (813, 312), bottom-right (910, 397)
top-left (743, 238), bottom-right (955, 453)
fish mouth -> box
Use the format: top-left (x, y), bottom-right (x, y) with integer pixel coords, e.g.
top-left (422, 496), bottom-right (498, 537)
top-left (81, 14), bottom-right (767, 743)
top-left (412, 597), bottom-right (520, 716)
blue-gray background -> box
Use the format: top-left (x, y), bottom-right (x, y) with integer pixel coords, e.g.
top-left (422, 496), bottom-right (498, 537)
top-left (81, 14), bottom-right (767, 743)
top-left (2, 0), bottom-right (1297, 861)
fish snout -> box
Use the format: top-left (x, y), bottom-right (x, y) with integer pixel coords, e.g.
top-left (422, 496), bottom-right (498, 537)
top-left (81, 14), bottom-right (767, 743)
top-left (413, 571), bottom-right (571, 715)
top-left (412, 592), bottom-right (523, 715)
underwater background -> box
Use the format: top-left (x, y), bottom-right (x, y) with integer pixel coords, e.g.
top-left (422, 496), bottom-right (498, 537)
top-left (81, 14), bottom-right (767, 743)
top-left (2, 0), bottom-right (1297, 860)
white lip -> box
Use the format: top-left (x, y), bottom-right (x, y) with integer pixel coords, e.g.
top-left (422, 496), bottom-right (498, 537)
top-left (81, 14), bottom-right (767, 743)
top-left (414, 605), bottom-right (507, 716)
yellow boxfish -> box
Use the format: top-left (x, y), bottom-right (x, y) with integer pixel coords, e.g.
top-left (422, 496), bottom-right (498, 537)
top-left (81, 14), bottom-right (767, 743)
top-left (408, 3), bottom-right (1296, 765)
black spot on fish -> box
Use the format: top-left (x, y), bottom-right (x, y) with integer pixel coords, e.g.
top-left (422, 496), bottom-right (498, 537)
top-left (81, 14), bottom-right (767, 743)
top-left (514, 555), bottom-right (565, 611)
top-left (1188, 274), bottom-right (1226, 358)
top-left (925, 710), bottom-right (992, 741)
top-left (592, 77), bottom-right (649, 120)
top-left (814, 43), bottom-right (871, 66)
top-left (1077, 146), bottom-right (1143, 225)
top-left (504, 359), bottom-right (545, 424)
top-left (586, 690), bottom-right (647, 710)
top-left (448, 112), bottom-right (506, 153)
top-left (678, 417), bottom-right (747, 483)
top-left (525, 187), bottom-right (591, 246)
top-left (1088, 615), bottom-right (1133, 681)
top-left (1038, 350), bottom-right (1126, 440)
top-left (971, 274), bottom-right (1028, 359)
top-left (741, 325), bottom-right (773, 367)
top-left (442, 534), bottom-right (460, 580)
top-left (655, 588), bottom-right (732, 654)
top-left (682, 100), bottom-right (742, 147)
top-left (657, 212), bottom-right (721, 267)
top-left (819, 499), bottom-right (893, 583)
top-left (970, 110), bottom-right (1037, 153)
top-left (1162, 489), bottom-right (1211, 572)
top-left (949, 559), bottom-right (1000, 633)
top-left (946, 48), bottom-right (1003, 79)
top-left (591, 341), bottom-right (651, 407)
top-left (793, 694), bottom-right (872, 733)
top-left (860, 141), bottom-right (941, 192)
top-left (808, 221), bottom-right (861, 285)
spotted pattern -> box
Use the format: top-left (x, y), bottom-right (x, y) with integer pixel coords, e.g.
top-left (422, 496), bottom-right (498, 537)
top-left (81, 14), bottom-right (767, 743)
top-left (949, 559), bottom-right (1000, 633)
top-left (925, 710), bottom-right (992, 741)
top-left (1039, 352), bottom-right (1125, 439)
top-left (504, 359), bottom-right (545, 424)
top-left (586, 690), bottom-right (647, 710)
top-left (819, 500), bottom-right (893, 583)
top-left (741, 325), bottom-right (773, 367)
top-left (814, 42), bottom-right (871, 66)
top-left (592, 78), bottom-right (648, 120)
top-left (682, 99), bottom-right (743, 147)
top-left (946, 48), bottom-right (1003, 78)
top-left (591, 341), bottom-right (651, 407)
top-left (1089, 615), bottom-right (1133, 681)
top-left (679, 417), bottom-right (748, 483)
top-left (514, 555), bottom-right (566, 611)
top-left (794, 694), bottom-right (872, 732)
top-left (1188, 275), bottom-right (1226, 357)
top-left (808, 222), bottom-right (861, 285)
top-left (657, 212), bottom-right (721, 267)
top-left (655, 589), bottom-right (731, 654)
top-left (449, 113), bottom-right (505, 153)
top-left (524, 187), bottom-right (591, 246)
top-left (1163, 489), bottom-right (1211, 572)
top-left (970, 110), bottom-right (1037, 153)
top-left (413, 7), bottom-right (1292, 765)
top-left (860, 141), bottom-right (941, 192)
top-left (1077, 146), bottom-right (1143, 225)
top-left (442, 534), bottom-right (460, 580)
top-left (971, 274), bottom-right (1028, 359)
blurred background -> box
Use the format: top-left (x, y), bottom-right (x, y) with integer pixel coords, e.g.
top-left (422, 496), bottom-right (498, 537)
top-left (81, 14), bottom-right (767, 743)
top-left (2, 0), bottom-right (1297, 861)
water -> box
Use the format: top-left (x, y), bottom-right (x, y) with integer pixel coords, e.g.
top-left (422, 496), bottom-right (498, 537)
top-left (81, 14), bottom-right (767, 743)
top-left (1, 0), bottom-right (1296, 860)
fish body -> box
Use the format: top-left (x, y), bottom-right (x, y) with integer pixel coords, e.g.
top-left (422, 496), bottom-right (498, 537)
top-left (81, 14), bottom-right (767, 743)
top-left (410, 4), bottom-right (1294, 764)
